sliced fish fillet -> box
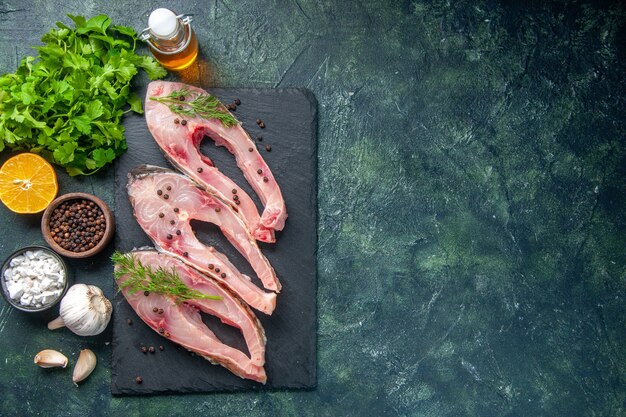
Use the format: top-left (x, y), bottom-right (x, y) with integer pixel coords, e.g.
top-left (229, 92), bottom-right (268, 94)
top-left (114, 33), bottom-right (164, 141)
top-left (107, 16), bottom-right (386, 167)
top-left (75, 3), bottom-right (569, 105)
top-left (145, 80), bottom-right (287, 243)
top-left (116, 250), bottom-right (267, 383)
top-left (127, 165), bottom-right (279, 315)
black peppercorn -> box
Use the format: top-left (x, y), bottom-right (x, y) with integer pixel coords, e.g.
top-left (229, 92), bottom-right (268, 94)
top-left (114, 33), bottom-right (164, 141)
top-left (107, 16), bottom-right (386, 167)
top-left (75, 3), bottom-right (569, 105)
top-left (181, 120), bottom-right (187, 126)
top-left (197, 167), bottom-right (203, 173)
top-left (49, 199), bottom-right (106, 253)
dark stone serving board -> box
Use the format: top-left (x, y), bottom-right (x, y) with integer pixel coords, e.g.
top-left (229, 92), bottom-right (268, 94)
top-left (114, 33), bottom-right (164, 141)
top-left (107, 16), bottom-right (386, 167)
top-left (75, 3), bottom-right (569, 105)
top-left (111, 86), bottom-right (317, 395)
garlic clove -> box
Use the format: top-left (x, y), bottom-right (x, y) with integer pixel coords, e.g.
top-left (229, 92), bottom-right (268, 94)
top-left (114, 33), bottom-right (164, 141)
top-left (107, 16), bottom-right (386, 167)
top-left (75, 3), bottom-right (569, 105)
top-left (47, 316), bottom-right (65, 330)
top-left (72, 349), bottom-right (97, 386)
top-left (34, 349), bottom-right (68, 368)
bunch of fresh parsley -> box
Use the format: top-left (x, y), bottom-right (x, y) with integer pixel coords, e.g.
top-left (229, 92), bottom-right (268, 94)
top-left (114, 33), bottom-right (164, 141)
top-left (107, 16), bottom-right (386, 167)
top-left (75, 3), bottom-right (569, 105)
top-left (0, 14), bottom-right (167, 175)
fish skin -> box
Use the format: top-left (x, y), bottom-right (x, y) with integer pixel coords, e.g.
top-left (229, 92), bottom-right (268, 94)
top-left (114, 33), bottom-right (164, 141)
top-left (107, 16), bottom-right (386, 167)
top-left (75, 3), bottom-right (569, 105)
top-left (127, 165), bottom-right (279, 315)
top-left (115, 250), bottom-right (267, 383)
top-left (145, 80), bottom-right (287, 243)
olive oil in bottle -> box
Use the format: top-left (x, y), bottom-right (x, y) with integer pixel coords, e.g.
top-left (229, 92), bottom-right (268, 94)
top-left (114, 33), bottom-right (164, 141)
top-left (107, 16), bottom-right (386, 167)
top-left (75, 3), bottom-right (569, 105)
top-left (140, 8), bottom-right (198, 71)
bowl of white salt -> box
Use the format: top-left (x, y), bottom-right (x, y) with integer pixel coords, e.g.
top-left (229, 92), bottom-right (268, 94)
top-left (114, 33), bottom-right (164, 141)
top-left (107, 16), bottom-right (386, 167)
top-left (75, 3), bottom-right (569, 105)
top-left (1, 246), bottom-right (69, 313)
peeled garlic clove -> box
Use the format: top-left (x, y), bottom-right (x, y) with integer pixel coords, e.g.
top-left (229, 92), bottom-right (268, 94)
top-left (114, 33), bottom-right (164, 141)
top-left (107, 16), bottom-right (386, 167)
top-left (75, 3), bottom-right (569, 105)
top-left (72, 349), bottom-right (97, 386)
top-left (34, 349), bottom-right (68, 368)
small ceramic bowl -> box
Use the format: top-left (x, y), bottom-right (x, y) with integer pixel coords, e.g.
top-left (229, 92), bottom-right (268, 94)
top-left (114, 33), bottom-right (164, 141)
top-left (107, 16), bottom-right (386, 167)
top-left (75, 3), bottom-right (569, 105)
top-left (0, 245), bottom-right (69, 313)
top-left (41, 192), bottom-right (115, 259)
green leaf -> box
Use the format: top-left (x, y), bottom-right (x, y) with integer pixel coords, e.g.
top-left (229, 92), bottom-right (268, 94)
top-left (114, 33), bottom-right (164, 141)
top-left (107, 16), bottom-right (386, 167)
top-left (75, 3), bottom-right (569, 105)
top-left (71, 114), bottom-right (91, 134)
top-left (53, 141), bottom-right (77, 164)
top-left (35, 44), bottom-right (65, 59)
top-left (62, 51), bottom-right (89, 70)
top-left (86, 15), bottom-right (111, 34)
top-left (127, 92), bottom-right (143, 114)
top-left (115, 59), bottom-right (138, 83)
top-left (21, 108), bottom-right (47, 129)
top-left (92, 147), bottom-right (116, 167)
top-left (67, 14), bottom-right (87, 28)
top-left (66, 166), bottom-right (87, 176)
top-left (10, 107), bottom-right (25, 123)
top-left (85, 100), bottom-right (104, 120)
top-left (111, 25), bottom-right (137, 39)
top-left (139, 56), bottom-right (167, 80)
top-left (85, 158), bottom-right (97, 170)
top-left (4, 128), bottom-right (20, 144)
top-left (12, 82), bottom-right (37, 105)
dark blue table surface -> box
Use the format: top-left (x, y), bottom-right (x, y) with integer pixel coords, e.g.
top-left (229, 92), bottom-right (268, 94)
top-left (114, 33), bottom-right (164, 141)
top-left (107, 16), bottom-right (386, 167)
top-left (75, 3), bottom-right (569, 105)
top-left (0, 1), bottom-right (624, 416)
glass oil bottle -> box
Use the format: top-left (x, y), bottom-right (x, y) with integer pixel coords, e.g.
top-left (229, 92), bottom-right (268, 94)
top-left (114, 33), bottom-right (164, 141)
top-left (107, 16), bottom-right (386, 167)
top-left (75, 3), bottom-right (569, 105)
top-left (140, 8), bottom-right (199, 71)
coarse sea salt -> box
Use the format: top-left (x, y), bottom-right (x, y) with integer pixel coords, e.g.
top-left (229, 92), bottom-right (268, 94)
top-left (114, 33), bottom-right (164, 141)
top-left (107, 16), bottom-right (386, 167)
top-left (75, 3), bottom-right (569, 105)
top-left (3, 250), bottom-right (65, 308)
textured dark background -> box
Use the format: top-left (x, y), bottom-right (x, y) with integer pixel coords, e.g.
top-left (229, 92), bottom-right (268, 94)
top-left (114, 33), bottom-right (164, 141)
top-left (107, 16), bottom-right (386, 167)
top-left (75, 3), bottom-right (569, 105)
top-left (0, 0), bottom-right (625, 416)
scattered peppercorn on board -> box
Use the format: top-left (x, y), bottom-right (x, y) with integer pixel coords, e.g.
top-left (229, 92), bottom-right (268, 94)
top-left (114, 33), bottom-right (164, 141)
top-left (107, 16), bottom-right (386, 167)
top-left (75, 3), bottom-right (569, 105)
top-left (112, 86), bottom-right (317, 395)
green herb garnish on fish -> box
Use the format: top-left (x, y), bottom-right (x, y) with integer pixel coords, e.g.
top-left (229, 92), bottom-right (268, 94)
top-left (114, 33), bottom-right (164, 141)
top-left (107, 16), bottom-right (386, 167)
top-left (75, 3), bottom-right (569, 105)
top-left (149, 87), bottom-right (238, 127)
top-left (112, 251), bottom-right (222, 303)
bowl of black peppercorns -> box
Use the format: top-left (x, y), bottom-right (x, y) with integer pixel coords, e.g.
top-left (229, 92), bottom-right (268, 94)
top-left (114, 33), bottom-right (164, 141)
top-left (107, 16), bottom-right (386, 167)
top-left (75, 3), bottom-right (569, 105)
top-left (41, 192), bottom-right (115, 259)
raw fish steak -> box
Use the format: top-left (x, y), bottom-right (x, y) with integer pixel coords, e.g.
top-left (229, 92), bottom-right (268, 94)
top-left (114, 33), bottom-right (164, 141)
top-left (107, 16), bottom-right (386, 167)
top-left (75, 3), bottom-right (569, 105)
top-left (114, 250), bottom-right (267, 383)
top-left (127, 165), bottom-right (279, 315)
top-left (145, 80), bottom-right (287, 243)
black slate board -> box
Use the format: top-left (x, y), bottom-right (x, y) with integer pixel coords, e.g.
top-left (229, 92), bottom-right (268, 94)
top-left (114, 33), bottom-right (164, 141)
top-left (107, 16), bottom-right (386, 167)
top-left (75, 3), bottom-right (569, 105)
top-left (111, 86), bottom-right (317, 395)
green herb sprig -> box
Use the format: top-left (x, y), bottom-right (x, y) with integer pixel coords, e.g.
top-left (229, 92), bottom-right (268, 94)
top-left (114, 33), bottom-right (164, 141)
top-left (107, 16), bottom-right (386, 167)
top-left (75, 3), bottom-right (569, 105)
top-left (112, 251), bottom-right (222, 304)
top-left (149, 87), bottom-right (238, 127)
top-left (0, 14), bottom-right (167, 176)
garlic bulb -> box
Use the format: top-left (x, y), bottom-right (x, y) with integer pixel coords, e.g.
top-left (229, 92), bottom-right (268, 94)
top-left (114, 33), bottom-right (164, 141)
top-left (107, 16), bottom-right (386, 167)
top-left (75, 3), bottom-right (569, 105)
top-left (48, 284), bottom-right (112, 336)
